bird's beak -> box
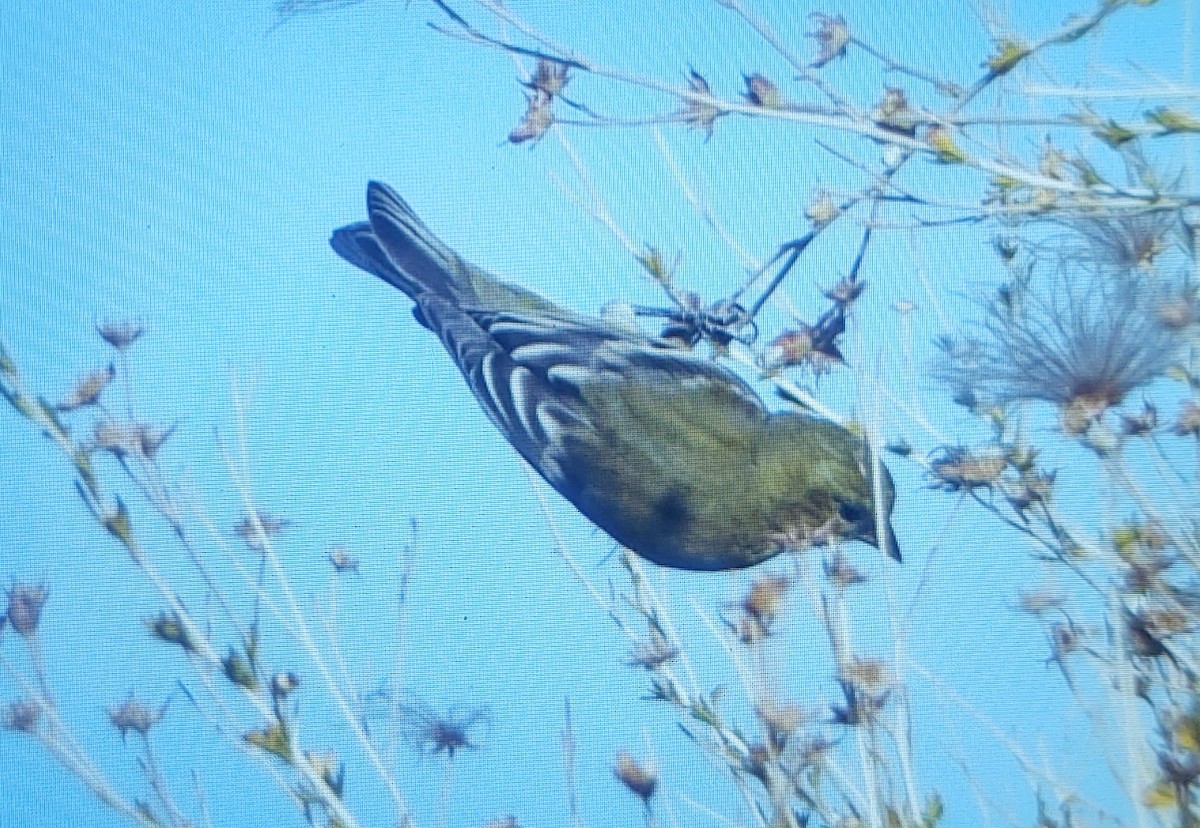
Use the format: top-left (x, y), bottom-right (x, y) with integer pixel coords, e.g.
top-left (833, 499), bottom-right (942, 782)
top-left (878, 518), bottom-right (901, 562)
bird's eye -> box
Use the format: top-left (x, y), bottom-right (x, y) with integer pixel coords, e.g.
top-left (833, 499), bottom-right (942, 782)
top-left (838, 502), bottom-right (871, 526)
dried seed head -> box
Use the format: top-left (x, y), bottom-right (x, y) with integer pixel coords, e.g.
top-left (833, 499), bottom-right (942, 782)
top-left (742, 576), bottom-right (790, 623)
top-left (1126, 610), bottom-right (1169, 658)
top-left (929, 446), bottom-right (1007, 491)
top-left (57, 364), bottom-right (115, 411)
top-left (109, 698), bottom-right (165, 741)
top-left (824, 551), bottom-right (866, 587)
top-left (234, 511), bottom-right (290, 550)
top-left (272, 671), bottom-right (301, 699)
top-left (508, 91), bottom-right (554, 145)
top-left (823, 276), bottom-right (865, 306)
top-left (1174, 401), bottom-right (1200, 436)
top-left (1120, 401), bottom-right (1158, 436)
top-left (93, 420), bottom-right (144, 457)
top-left (137, 423), bottom-right (176, 458)
top-left (842, 657), bottom-right (891, 698)
top-left (305, 749), bottom-right (344, 795)
top-left (525, 59), bottom-right (569, 98)
top-left (1061, 392), bottom-right (1113, 435)
top-left (743, 73), bottom-right (784, 109)
top-left (805, 189), bottom-right (839, 227)
top-left (938, 249), bottom-right (1184, 419)
top-left (395, 697), bottom-right (488, 758)
top-left (1067, 210), bottom-right (1177, 271)
top-left (97, 321), bottom-right (144, 350)
top-left (627, 628), bottom-right (679, 670)
top-left (147, 611), bottom-right (195, 652)
top-left (872, 87), bottom-right (919, 135)
top-left (327, 546), bottom-right (360, 574)
top-left (808, 13), bottom-right (850, 68)
top-left (756, 699), bottom-right (807, 751)
top-left (614, 750), bottom-right (657, 803)
top-left (3, 700), bottom-right (41, 734)
top-left (679, 69), bottom-right (723, 138)
top-left (1050, 621), bottom-right (1082, 657)
top-left (761, 328), bottom-right (814, 373)
top-left (1001, 468), bottom-right (1055, 514)
top-left (4, 582), bottom-right (48, 637)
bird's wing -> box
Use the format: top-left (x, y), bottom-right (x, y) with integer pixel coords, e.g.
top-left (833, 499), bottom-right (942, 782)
top-left (444, 307), bottom-right (768, 484)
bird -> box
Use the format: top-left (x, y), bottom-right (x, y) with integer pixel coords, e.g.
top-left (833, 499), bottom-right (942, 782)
top-left (330, 181), bottom-right (898, 571)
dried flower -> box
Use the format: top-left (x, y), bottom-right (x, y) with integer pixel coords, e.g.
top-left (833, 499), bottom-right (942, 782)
top-left (395, 695), bottom-right (488, 758)
top-left (805, 189), bottom-right (839, 227)
top-left (726, 576), bottom-right (791, 644)
top-left (824, 551), bottom-right (866, 586)
top-left (761, 328), bottom-right (815, 373)
top-left (147, 611), bottom-right (196, 652)
top-left (109, 697), bottom-right (165, 741)
top-left (614, 750), bottom-right (657, 803)
top-left (929, 446), bottom-right (1006, 492)
top-left (936, 261), bottom-right (1184, 427)
top-left (2, 700), bottom-right (41, 734)
top-left (756, 699), bottom-right (807, 752)
top-left (305, 749), bottom-right (345, 796)
top-left (4, 582), bottom-right (48, 637)
top-left (823, 276), bottom-right (865, 306)
top-left (1174, 401), bottom-right (1200, 436)
top-left (524, 59), bottom-right (569, 99)
top-left (627, 628), bottom-right (679, 669)
top-left (57, 364), bottom-right (115, 411)
top-left (678, 69), bottom-right (723, 139)
top-left (1001, 468), bottom-right (1055, 516)
top-left (743, 576), bottom-right (790, 623)
top-left (1120, 401), bottom-right (1158, 436)
top-left (1049, 620), bottom-right (1082, 659)
top-left (223, 649), bottom-right (258, 690)
top-left (1125, 610), bottom-right (1170, 659)
top-left (97, 321), bottom-right (144, 350)
top-left (760, 308), bottom-right (845, 374)
top-left (508, 91), bottom-right (554, 145)
top-left (872, 87), bottom-right (920, 135)
top-left (235, 511), bottom-right (290, 550)
top-left (93, 420), bottom-right (144, 458)
top-left (1064, 209), bottom-right (1178, 271)
top-left (136, 423), bottom-right (176, 458)
top-left (272, 671), bottom-right (301, 700)
top-left (808, 13), bottom-right (850, 68)
top-left (832, 660), bottom-right (891, 726)
top-left (743, 73), bottom-right (784, 109)
top-left (327, 545), bottom-right (360, 573)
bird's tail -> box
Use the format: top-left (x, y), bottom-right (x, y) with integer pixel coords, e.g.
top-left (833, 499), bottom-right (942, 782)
top-left (330, 181), bottom-right (466, 302)
top-left (332, 182), bottom-right (574, 320)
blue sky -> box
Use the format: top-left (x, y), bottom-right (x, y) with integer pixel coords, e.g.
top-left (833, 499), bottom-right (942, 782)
top-left (0, 1), bottom-right (1195, 827)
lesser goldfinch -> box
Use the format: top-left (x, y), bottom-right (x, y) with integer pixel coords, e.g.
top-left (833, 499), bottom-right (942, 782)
top-left (331, 182), bottom-right (898, 570)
